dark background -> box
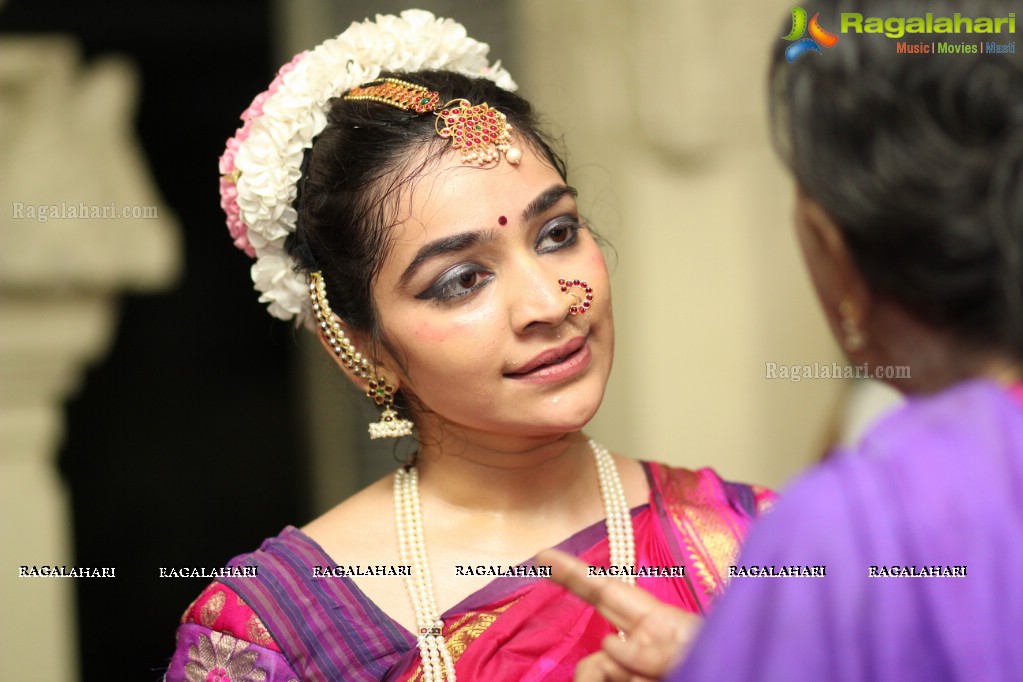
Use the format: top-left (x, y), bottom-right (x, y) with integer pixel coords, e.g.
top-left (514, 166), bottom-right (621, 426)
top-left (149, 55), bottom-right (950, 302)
top-left (1, 1), bottom-right (307, 679)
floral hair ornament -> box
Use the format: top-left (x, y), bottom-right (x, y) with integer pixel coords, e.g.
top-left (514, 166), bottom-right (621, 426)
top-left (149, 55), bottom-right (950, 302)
top-left (343, 77), bottom-right (522, 166)
top-left (218, 10), bottom-right (517, 326)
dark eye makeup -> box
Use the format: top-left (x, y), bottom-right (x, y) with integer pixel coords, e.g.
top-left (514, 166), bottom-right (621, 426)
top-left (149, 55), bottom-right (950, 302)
top-left (415, 215), bottom-right (583, 303)
top-left (415, 264), bottom-right (494, 301)
top-left (535, 218), bottom-right (581, 253)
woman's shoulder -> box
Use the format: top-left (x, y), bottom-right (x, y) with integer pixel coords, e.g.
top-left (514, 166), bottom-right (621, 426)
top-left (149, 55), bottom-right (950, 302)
top-left (179, 580), bottom-right (280, 649)
top-left (640, 459), bottom-right (777, 520)
top-left (172, 482), bottom-right (412, 680)
top-left (301, 471), bottom-right (396, 556)
top-left (857, 379), bottom-right (1023, 468)
top-left (221, 474), bottom-right (401, 615)
top-left (626, 458), bottom-right (776, 605)
top-left (170, 577), bottom-right (302, 680)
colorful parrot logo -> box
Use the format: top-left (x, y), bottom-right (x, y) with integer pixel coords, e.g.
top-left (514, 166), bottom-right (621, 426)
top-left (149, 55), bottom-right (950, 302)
top-left (783, 7), bottom-right (839, 62)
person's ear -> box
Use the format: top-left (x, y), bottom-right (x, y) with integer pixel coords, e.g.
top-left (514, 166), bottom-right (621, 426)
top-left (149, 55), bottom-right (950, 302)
top-left (308, 273), bottom-right (403, 393)
top-left (794, 188), bottom-right (871, 354)
top-left (312, 312), bottom-right (403, 394)
top-left (312, 311), bottom-right (415, 438)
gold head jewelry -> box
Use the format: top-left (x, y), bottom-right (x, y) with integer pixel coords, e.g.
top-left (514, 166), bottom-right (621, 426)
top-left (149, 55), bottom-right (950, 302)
top-left (435, 99), bottom-right (520, 166)
top-left (343, 77), bottom-right (522, 166)
top-left (344, 78), bottom-right (441, 113)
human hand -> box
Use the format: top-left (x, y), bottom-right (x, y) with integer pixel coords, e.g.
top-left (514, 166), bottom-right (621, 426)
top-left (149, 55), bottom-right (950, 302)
top-left (537, 548), bottom-right (701, 682)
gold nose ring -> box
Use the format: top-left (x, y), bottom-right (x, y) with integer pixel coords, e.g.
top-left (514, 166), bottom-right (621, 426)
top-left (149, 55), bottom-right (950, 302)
top-left (558, 277), bottom-right (594, 315)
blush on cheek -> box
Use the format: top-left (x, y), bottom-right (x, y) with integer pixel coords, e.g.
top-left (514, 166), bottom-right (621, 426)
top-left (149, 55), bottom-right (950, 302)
top-left (412, 323), bottom-right (447, 344)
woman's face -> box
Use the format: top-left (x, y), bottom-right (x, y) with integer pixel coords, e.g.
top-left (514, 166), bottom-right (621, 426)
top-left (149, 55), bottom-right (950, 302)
top-left (370, 144), bottom-right (613, 440)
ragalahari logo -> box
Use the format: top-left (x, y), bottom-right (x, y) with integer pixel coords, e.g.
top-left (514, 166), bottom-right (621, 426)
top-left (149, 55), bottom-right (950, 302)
top-left (783, 7), bottom-right (840, 61)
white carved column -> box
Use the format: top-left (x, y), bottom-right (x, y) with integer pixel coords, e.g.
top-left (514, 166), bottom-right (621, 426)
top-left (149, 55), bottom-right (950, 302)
top-left (0, 37), bottom-right (180, 681)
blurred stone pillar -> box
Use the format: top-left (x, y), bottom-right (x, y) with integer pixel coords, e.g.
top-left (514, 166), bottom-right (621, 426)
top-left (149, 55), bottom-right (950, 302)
top-left (0, 37), bottom-right (180, 681)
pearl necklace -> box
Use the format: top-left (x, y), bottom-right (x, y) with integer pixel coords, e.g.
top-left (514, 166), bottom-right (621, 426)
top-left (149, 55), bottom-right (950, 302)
top-left (393, 439), bottom-right (636, 681)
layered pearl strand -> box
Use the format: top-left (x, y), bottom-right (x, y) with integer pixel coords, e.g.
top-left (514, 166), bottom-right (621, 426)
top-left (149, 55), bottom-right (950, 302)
top-left (393, 439), bottom-right (636, 680)
top-left (395, 465), bottom-right (456, 682)
top-left (591, 439), bottom-right (636, 592)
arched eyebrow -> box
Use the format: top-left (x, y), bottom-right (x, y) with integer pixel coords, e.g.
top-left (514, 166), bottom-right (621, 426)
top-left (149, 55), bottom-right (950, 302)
top-left (399, 228), bottom-right (497, 287)
top-left (523, 184), bottom-right (577, 223)
top-left (398, 183), bottom-right (578, 287)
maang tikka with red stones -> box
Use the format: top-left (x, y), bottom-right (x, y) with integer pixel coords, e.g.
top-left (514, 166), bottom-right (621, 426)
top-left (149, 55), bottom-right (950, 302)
top-left (343, 77), bottom-right (523, 166)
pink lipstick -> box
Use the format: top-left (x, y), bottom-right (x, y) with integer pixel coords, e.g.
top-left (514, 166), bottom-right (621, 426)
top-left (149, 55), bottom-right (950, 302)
top-left (505, 336), bottom-right (591, 384)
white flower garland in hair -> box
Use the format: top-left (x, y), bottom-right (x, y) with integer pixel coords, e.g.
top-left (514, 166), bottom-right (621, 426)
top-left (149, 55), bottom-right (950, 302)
top-left (220, 10), bottom-right (516, 325)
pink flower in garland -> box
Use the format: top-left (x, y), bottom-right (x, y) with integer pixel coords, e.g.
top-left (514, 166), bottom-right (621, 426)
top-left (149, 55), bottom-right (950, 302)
top-left (219, 52), bottom-right (308, 259)
top-left (217, 10), bottom-right (517, 324)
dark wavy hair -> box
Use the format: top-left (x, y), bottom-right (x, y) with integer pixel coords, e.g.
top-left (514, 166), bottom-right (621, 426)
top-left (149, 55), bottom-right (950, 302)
top-left (287, 70), bottom-right (565, 335)
top-left (769, 0), bottom-right (1023, 357)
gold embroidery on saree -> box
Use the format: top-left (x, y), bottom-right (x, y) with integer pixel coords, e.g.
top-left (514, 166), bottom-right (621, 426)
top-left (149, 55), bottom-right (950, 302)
top-left (659, 467), bottom-right (745, 598)
top-left (407, 599), bottom-right (520, 681)
top-left (181, 582), bottom-right (216, 623)
top-left (246, 612), bottom-right (276, 648)
top-left (181, 595), bottom-right (201, 624)
top-left (199, 590), bottom-right (226, 628)
top-left (446, 599), bottom-right (517, 660)
top-left (184, 631), bottom-right (268, 682)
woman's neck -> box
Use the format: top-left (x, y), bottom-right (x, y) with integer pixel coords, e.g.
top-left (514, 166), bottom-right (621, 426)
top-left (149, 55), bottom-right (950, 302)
top-left (867, 303), bottom-right (1022, 394)
top-left (411, 429), bottom-right (599, 516)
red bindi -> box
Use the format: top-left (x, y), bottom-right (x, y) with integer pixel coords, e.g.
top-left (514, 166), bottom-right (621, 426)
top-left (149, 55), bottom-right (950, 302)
top-left (498, 215), bottom-right (507, 226)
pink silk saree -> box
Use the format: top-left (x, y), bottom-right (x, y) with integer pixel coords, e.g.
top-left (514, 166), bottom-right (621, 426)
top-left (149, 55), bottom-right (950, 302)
top-left (166, 461), bottom-right (774, 681)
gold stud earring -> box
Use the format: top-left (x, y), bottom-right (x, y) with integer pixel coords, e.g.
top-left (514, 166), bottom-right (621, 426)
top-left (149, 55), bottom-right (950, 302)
top-left (838, 300), bottom-right (866, 352)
